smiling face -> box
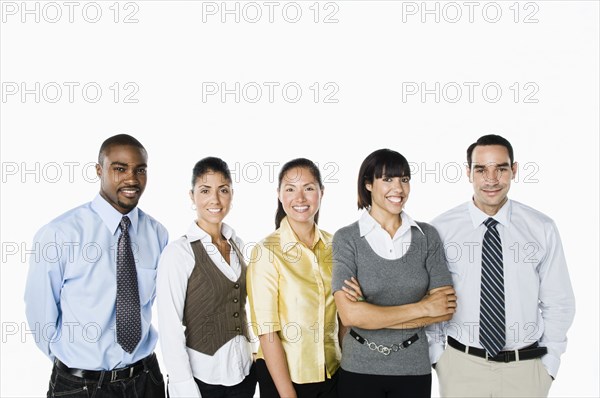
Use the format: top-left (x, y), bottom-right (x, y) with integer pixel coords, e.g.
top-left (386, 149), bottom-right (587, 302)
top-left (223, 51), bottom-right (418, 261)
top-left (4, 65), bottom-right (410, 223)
top-left (278, 167), bottom-right (323, 227)
top-left (96, 144), bottom-right (148, 214)
top-left (366, 174), bottom-right (410, 220)
top-left (467, 144), bottom-right (518, 215)
top-left (190, 171), bottom-right (232, 229)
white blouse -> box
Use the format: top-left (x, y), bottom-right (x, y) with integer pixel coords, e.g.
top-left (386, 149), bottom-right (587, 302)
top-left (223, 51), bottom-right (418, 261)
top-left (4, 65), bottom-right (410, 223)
top-left (358, 210), bottom-right (424, 259)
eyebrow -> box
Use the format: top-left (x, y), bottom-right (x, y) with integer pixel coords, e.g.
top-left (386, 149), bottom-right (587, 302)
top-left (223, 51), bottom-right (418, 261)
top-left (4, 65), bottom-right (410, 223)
top-left (473, 162), bottom-right (509, 169)
top-left (283, 182), bottom-right (317, 189)
top-left (110, 162), bottom-right (147, 168)
top-left (198, 184), bottom-right (230, 189)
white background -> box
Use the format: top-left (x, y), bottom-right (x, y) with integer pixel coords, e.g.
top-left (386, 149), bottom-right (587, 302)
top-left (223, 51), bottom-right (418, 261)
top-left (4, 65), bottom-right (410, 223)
top-left (1, 1), bottom-right (598, 396)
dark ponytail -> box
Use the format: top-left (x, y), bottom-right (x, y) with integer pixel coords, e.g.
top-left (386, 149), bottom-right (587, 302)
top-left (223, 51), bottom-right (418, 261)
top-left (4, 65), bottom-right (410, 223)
top-left (191, 157), bottom-right (232, 190)
top-left (275, 158), bottom-right (324, 229)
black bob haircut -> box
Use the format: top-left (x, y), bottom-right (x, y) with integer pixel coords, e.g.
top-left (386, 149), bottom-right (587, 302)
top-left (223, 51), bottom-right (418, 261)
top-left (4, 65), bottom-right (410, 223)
top-left (357, 149), bottom-right (410, 210)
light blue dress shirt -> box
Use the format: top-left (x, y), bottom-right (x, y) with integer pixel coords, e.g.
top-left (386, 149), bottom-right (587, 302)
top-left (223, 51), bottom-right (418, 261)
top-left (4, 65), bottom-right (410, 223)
top-left (24, 194), bottom-right (169, 370)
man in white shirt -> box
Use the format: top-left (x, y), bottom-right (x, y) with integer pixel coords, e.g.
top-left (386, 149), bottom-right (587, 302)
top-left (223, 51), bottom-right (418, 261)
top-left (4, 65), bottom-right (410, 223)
top-left (428, 134), bottom-right (575, 397)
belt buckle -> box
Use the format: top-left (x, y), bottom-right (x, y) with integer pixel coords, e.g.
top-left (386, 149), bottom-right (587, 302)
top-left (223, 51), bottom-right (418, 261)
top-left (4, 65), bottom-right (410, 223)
top-left (110, 367), bottom-right (133, 382)
top-left (488, 351), bottom-right (510, 363)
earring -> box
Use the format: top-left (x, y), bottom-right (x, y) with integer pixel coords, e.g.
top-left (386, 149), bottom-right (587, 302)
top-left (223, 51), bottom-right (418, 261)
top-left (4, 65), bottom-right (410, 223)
top-left (191, 203), bottom-right (197, 210)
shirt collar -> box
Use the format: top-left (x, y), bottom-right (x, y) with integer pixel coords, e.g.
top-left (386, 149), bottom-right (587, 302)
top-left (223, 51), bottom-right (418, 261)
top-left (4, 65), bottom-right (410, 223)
top-left (467, 198), bottom-right (512, 229)
top-left (279, 216), bottom-right (324, 252)
top-left (185, 221), bottom-right (235, 243)
top-left (358, 210), bottom-right (424, 238)
top-left (91, 194), bottom-right (139, 235)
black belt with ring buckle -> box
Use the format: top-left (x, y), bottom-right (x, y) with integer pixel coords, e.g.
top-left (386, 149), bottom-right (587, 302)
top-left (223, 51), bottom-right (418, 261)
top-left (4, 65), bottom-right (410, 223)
top-left (349, 329), bottom-right (419, 356)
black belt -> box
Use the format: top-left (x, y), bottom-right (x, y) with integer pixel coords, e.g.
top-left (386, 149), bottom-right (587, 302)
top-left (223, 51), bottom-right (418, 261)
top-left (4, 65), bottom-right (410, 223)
top-left (349, 329), bottom-right (419, 356)
top-left (448, 337), bottom-right (547, 363)
top-left (55, 353), bottom-right (153, 382)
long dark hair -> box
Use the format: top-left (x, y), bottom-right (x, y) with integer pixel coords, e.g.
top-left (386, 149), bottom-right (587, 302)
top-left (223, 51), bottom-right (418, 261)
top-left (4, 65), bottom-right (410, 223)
top-left (275, 158), bottom-right (324, 229)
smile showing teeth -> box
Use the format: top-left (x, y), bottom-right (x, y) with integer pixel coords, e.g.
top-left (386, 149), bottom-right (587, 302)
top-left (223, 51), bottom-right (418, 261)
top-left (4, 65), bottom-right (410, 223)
top-left (207, 208), bottom-right (222, 214)
top-left (120, 188), bottom-right (139, 198)
top-left (386, 196), bottom-right (403, 203)
top-left (292, 205), bottom-right (309, 213)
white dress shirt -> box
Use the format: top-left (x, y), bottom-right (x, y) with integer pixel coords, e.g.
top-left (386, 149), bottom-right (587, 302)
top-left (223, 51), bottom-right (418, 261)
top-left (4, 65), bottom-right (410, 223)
top-left (427, 199), bottom-right (575, 378)
top-left (358, 210), bottom-right (424, 259)
top-left (157, 222), bottom-right (254, 398)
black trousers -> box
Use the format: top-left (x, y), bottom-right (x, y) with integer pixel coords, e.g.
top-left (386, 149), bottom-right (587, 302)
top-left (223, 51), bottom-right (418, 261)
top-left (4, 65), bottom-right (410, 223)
top-left (192, 363), bottom-right (257, 398)
top-left (256, 359), bottom-right (337, 398)
top-left (47, 353), bottom-right (165, 398)
top-left (337, 368), bottom-right (431, 398)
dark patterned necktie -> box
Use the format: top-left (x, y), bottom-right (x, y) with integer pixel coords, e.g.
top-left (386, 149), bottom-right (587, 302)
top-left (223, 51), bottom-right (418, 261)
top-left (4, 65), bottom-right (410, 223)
top-left (479, 217), bottom-right (506, 357)
top-left (116, 216), bottom-right (141, 353)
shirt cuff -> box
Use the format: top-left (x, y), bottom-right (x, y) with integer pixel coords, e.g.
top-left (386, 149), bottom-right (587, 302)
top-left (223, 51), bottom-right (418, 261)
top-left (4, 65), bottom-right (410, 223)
top-left (541, 352), bottom-right (560, 379)
top-left (167, 377), bottom-right (202, 398)
top-left (429, 342), bottom-right (445, 365)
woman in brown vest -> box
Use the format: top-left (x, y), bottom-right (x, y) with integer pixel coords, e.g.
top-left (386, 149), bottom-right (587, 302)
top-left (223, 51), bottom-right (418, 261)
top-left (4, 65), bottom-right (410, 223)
top-left (156, 157), bottom-right (256, 398)
top-left (247, 158), bottom-right (342, 398)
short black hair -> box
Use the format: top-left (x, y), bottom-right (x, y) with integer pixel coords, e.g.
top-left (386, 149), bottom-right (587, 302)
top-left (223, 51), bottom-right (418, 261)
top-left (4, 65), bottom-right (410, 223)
top-left (275, 158), bottom-right (323, 229)
top-left (357, 149), bottom-right (411, 210)
top-left (467, 134), bottom-right (514, 168)
top-left (98, 134), bottom-right (146, 164)
top-left (191, 157), bottom-right (232, 189)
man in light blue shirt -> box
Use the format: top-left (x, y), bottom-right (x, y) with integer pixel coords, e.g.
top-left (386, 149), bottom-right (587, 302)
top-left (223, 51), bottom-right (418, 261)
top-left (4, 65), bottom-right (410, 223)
top-left (25, 134), bottom-right (169, 397)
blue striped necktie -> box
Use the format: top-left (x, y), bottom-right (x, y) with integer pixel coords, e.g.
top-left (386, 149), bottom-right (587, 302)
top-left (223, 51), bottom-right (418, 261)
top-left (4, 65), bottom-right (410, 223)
top-left (479, 217), bottom-right (506, 357)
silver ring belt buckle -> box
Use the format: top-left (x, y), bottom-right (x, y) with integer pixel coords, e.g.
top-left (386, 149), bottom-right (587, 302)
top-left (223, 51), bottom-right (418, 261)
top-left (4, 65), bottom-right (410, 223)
top-left (352, 329), bottom-right (419, 356)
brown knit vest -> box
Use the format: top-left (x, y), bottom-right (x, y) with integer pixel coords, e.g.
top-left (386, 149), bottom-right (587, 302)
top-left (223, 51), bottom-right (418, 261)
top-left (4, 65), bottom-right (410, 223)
top-left (182, 238), bottom-right (250, 356)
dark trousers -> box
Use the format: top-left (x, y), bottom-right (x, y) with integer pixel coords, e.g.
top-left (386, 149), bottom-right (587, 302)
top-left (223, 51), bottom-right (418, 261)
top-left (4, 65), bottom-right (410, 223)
top-left (191, 363), bottom-right (257, 398)
top-left (337, 368), bottom-right (431, 398)
top-left (256, 359), bottom-right (337, 398)
top-left (47, 354), bottom-right (165, 398)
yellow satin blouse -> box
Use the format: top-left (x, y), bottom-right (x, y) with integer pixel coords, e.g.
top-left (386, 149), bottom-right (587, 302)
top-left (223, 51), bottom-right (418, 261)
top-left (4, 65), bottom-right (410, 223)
top-left (247, 217), bottom-right (341, 384)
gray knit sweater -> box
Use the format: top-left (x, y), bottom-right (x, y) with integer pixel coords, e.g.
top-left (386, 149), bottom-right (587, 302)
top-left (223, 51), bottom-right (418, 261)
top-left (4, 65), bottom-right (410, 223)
top-left (332, 221), bottom-right (452, 376)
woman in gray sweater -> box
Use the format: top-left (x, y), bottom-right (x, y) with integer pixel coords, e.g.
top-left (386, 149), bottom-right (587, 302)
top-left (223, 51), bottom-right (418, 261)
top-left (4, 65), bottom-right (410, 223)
top-left (332, 149), bottom-right (456, 398)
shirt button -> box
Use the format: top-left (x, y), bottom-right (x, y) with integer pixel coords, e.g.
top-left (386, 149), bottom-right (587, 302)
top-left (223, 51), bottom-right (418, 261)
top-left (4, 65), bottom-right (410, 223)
top-left (234, 283), bottom-right (240, 289)
top-left (233, 312), bottom-right (239, 318)
top-left (233, 298), bottom-right (239, 303)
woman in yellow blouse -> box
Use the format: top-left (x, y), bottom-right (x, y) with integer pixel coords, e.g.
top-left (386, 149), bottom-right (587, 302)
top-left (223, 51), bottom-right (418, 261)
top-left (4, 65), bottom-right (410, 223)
top-left (247, 158), bottom-right (341, 398)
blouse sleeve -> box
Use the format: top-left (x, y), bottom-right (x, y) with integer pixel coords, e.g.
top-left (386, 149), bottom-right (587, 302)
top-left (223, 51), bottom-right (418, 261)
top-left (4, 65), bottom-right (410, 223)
top-left (246, 242), bottom-right (282, 335)
top-left (156, 240), bottom-right (202, 398)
